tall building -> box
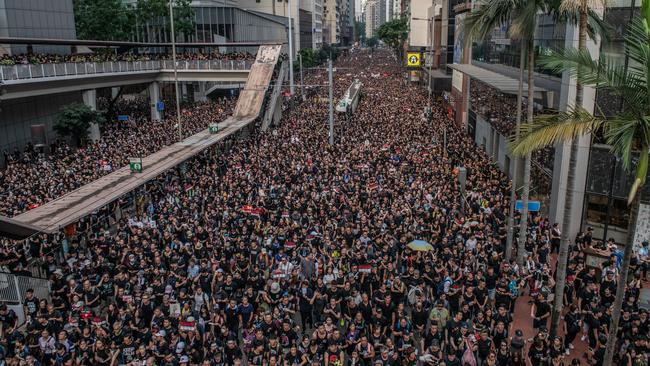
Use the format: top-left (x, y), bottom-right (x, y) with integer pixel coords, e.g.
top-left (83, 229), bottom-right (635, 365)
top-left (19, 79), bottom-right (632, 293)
top-left (0, 0), bottom-right (76, 55)
top-left (364, 0), bottom-right (386, 38)
top-left (364, 0), bottom-right (377, 38)
top-left (338, 0), bottom-right (354, 45)
top-left (393, 0), bottom-right (402, 18)
top-left (323, 0), bottom-right (341, 44)
top-left (312, 0), bottom-right (324, 48)
top-left (355, 0), bottom-right (365, 21)
top-left (386, 0), bottom-right (394, 20)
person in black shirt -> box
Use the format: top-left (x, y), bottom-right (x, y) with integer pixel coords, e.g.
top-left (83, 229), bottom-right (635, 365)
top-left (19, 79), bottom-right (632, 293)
top-left (531, 294), bottom-right (551, 330)
top-left (527, 339), bottom-right (548, 366)
top-left (476, 329), bottom-right (493, 364)
top-left (563, 304), bottom-right (581, 353)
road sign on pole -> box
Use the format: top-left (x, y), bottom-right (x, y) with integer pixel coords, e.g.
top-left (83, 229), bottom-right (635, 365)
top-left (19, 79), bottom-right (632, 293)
top-left (515, 200), bottom-right (541, 212)
top-left (129, 157), bottom-right (143, 173)
top-left (406, 52), bottom-right (422, 67)
top-left (156, 101), bottom-right (165, 111)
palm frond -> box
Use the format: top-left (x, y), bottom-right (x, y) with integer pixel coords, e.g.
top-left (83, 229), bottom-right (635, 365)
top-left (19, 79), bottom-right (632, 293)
top-left (509, 0), bottom-right (539, 39)
top-left (586, 8), bottom-right (612, 42)
top-left (625, 16), bottom-right (650, 82)
top-left (558, 0), bottom-right (607, 14)
top-left (464, 0), bottom-right (519, 45)
top-left (508, 106), bottom-right (603, 156)
top-left (540, 49), bottom-right (647, 116)
top-left (603, 114), bottom-right (646, 171)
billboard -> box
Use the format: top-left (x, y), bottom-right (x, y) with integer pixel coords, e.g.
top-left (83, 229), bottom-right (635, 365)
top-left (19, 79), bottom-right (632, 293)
top-left (453, 12), bottom-right (466, 64)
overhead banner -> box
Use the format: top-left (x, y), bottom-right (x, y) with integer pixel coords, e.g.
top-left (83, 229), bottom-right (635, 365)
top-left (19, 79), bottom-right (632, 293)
top-left (454, 13), bottom-right (467, 64)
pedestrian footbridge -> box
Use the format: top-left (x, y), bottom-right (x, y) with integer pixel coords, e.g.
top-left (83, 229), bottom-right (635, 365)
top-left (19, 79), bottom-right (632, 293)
top-left (0, 59), bottom-right (252, 100)
top-left (0, 45), bottom-right (283, 239)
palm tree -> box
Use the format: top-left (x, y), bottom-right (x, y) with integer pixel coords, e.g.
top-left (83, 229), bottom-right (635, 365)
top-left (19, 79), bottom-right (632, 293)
top-left (467, 0), bottom-right (608, 335)
top-left (509, 1), bottom-right (650, 362)
top-left (465, 0), bottom-right (545, 267)
top-left (545, 0), bottom-right (608, 338)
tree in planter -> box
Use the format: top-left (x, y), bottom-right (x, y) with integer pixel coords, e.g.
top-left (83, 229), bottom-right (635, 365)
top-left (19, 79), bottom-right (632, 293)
top-left (54, 103), bottom-right (106, 146)
top-left (376, 18), bottom-right (408, 58)
top-left (509, 1), bottom-right (650, 362)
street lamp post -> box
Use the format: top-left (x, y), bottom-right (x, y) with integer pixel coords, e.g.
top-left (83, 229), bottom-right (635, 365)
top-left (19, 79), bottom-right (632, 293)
top-left (299, 52), bottom-right (305, 101)
top-left (287, 0), bottom-right (295, 95)
top-left (169, 0), bottom-right (183, 142)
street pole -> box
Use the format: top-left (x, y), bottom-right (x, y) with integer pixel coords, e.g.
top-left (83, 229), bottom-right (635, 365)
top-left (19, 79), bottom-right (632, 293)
top-left (428, 15), bottom-right (433, 110)
top-left (328, 58), bottom-right (334, 145)
top-left (299, 52), bottom-right (305, 101)
top-left (287, 0), bottom-right (295, 95)
top-left (169, 0), bottom-right (182, 142)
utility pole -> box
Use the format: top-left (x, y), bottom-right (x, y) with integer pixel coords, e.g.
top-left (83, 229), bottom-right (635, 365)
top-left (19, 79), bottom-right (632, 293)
top-left (287, 0), bottom-right (295, 95)
top-left (299, 52), bottom-right (305, 101)
top-left (427, 9), bottom-right (434, 111)
top-left (328, 58), bottom-right (334, 145)
top-left (169, 0), bottom-right (183, 142)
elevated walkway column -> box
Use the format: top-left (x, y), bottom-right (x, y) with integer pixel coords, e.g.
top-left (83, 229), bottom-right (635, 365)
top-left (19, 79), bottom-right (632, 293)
top-left (149, 82), bottom-right (162, 121)
top-left (82, 89), bottom-right (101, 141)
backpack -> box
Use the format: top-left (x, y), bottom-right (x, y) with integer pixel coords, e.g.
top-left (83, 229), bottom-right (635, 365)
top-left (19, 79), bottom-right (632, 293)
top-left (437, 277), bottom-right (452, 296)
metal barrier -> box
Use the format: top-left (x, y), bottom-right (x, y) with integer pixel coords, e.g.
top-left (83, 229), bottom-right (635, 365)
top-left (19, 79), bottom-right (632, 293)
top-left (0, 272), bottom-right (50, 304)
top-left (0, 59), bottom-right (254, 81)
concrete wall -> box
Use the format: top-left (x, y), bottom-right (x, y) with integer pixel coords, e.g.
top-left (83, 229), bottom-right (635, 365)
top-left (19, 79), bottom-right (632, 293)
top-left (0, 0), bottom-right (76, 54)
top-left (0, 91), bottom-right (82, 153)
top-left (237, 0), bottom-right (300, 54)
top-left (473, 113), bottom-right (521, 182)
top-left (232, 10), bottom-right (291, 55)
top-left (408, 0), bottom-right (429, 47)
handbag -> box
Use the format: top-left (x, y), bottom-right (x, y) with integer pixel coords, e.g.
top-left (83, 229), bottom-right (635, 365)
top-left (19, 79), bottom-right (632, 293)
top-left (462, 338), bottom-right (477, 366)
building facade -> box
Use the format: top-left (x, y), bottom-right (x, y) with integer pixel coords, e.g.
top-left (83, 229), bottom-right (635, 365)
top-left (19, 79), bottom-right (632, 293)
top-left (364, 0), bottom-right (385, 38)
top-left (0, 0), bottom-right (77, 55)
top-left (451, 0), bottom-right (650, 248)
top-left (323, 0), bottom-right (341, 44)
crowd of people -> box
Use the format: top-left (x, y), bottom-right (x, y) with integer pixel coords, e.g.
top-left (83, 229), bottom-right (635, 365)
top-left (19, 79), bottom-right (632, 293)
top-left (469, 80), bottom-right (554, 195)
top-left (0, 49), bottom-right (646, 366)
top-left (0, 51), bottom-right (256, 66)
top-left (0, 97), bottom-right (235, 217)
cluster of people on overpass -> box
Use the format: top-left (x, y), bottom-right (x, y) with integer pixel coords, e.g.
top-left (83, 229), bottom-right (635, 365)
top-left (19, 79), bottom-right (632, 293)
top-left (469, 79), bottom-right (554, 195)
top-left (0, 97), bottom-right (235, 217)
top-left (0, 50), bottom-right (647, 366)
top-left (0, 51), bottom-right (255, 66)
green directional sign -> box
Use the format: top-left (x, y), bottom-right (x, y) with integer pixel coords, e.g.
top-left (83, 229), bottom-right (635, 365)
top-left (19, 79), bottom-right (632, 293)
top-left (129, 158), bottom-right (143, 173)
top-left (209, 123), bottom-right (219, 134)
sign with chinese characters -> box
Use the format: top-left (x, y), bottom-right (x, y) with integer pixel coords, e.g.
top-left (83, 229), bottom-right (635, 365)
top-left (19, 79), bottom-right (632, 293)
top-left (129, 157), bottom-right (143, 173)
